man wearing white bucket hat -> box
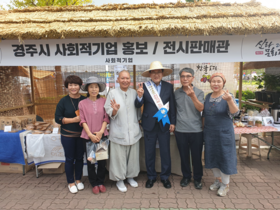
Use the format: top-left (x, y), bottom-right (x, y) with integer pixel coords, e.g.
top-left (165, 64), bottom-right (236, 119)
top-left (135, 61), bottom-right (176, 189)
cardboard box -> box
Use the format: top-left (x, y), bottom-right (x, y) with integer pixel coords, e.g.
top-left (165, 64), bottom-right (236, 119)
top-left (96, 149), bottom-right (108, 161)
top-left (38, 163), bottom-right (65, 174)
top-left (0, 160), bottom-right (34, 174)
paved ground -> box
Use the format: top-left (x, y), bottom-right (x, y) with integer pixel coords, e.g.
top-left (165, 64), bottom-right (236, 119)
top-left (1, 146), bottom-right (280, 210)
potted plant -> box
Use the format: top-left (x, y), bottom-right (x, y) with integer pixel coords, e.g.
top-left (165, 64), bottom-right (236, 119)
top-left (254, 73), bottom-right (280, 102)
top-left (253, 74), bottom-right (265, 101)
top-left (255, 120), bottom-right (262, 127)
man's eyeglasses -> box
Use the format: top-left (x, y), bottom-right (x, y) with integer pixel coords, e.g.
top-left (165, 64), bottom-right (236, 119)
top-left (180, 75), bottom-right (193, 79)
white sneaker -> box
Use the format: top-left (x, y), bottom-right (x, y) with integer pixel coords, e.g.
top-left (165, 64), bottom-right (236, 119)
top-left (217, 183), bottom-right (229, 196)
top-left (68, 184), bottom-right (78, 194)
top-left (127, 178), bottom-right (138, 188)
top-left (76, 182), bottom-right (84, 191)
top-left (209, 179), bottom-right (221, 191)
top-left (116, 180), bottom-right (127, 192)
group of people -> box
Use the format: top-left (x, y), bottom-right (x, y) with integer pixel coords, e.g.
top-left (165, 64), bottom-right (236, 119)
top-left (55, 60), bottom-right (239, 197)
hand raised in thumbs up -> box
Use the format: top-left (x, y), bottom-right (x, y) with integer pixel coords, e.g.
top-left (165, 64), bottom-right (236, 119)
top-left (137, 83), bottom-right (144, 98)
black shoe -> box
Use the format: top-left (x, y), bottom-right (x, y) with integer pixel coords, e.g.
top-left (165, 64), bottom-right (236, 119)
top-left (145, 179), bottom-right (156, 188)
top-left (180, 178), bottom-right (191, 187)
top-left (194, 180), bottom-right (202, 190)
top-left (161, 179), bottom-right (172, 189)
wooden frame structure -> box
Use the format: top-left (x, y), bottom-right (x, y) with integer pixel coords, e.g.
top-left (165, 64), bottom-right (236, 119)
top-left (1, 1), bottom-right (280, 115)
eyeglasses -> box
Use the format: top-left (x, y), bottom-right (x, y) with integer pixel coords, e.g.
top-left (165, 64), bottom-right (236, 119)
top-left (180, 75), bottom-right (193, 79)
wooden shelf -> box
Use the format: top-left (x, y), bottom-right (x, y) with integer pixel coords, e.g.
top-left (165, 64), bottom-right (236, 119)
top-left (0, 103), bottom-right (34, 112)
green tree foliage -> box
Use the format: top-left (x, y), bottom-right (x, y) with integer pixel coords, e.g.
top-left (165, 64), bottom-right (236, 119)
top-left (2, 0), bottom-right (93, 10)
top-left (236, 90), bottom-right (258, 111)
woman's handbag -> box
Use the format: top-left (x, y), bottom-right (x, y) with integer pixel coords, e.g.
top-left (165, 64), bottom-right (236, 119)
top-left (86, 136), bottom-right (109, 164)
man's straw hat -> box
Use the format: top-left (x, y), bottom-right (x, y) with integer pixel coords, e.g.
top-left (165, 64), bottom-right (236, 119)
top-left (141, 61), bottom-right (173, 77)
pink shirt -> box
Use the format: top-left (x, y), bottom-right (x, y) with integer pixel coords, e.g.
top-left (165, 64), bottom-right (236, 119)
top-left (79, 97), bottom-right (110, 140)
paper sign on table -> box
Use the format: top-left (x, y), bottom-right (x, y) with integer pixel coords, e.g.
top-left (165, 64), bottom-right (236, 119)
top-left (4, 126), bottom-right (12, 132)
top-left (52, 128), bottom-right (59, 134)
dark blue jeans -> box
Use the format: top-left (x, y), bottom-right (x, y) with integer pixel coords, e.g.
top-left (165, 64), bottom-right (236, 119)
top-left (174, 131), bottom-right (203, 181)
top-left (61, 136), bottom-right (84, 184)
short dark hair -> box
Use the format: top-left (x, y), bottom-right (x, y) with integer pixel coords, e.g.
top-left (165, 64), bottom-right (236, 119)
top-left (179, 68), bottom-right (194, 76)
top-left (64, 75), bottom-right (83, 88)
top-left (85, 84), bottom-right (101, 99)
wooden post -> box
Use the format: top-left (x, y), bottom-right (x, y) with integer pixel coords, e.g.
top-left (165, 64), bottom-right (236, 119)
top-left (29, 66), bottom-right (36, 114)
top-left (171, 64), bottom-right (175, 85)
top-left (133, 65), bottom-right (136, 90)
top-left (239, 62), bottom-right (243, 110)
top-left (55, 66), bottom-right (64, 96)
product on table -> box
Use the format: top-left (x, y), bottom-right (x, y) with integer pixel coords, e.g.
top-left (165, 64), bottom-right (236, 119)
top-left (0, 117), bottom-right (5, 130)
top-left (32, 130), bottom-right (44, 134)
top-left (247, 110), bottom-right (254, 116)
top-left (234, 122), bottom-right (245, 127)
top-left (13, 117), bottom-right (22, 131)
top-left (248, 116), bottom-right (254, 126)
top-left (248, 120), bottom-right (254, 126)
top-left (26, 124), bottom-right (35, 130)
top-left (0, 115), bottom-right (37, 131)
top-left (255, 120), bottom-right (262, 127)
top-left (44, 130), bottom-right (52, 134)
top-left (26, 115), bottom-right (36, 124)
top-left (5, 118), bottom-right (13, 128)
top-left (18, 117), bottom-right (28, 129)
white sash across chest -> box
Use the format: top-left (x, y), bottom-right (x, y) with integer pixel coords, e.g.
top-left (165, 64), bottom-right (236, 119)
top-left (144, 81), bottom-right (170, 126)
top-left (144, 81), bottom-right (169, 111)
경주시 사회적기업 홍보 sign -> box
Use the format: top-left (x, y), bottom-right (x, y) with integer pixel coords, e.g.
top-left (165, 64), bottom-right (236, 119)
top-left (0, 34), bottom-right (279, 66)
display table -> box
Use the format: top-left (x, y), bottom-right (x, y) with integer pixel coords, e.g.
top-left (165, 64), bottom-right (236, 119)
top-left (234, 125), bottom-right (278, 134)
top-left (0, 130), bottom-right (26, 165)
top-left (0, 130), bottom-right (32, 175)
top-left (234, 126), bottom-right (280, 159)
top-left (22, 125), bottom-right (280, 178)
top-left (26, 134), bottom-right (65, 177)
top-left (26, 134), bottom-right (65, 165)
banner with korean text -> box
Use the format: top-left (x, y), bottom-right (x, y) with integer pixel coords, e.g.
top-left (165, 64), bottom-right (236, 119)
top-left (0, 34), bottom-right (279, 66)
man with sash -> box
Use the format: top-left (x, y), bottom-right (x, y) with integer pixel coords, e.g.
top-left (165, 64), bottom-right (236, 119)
top-left (135, 61), bottom-right (176, 189)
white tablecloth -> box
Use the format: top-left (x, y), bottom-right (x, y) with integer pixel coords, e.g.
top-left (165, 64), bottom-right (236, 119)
top-left (272, 125), bottom-right (280, 131)
top-left (19, 130), bottom-right (32, 159)
top-left (26, 134), bottom-right (65, 165)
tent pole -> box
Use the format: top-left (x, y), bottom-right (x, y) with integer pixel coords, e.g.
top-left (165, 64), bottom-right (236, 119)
top-left (55, 66), bottom-right (63, 96)
top-left (239, 62), bottom-right (243, 110)
top-left (29, 66), bottom-right (36, 115)
top-left (133, 65), bottom-right (136, 90)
